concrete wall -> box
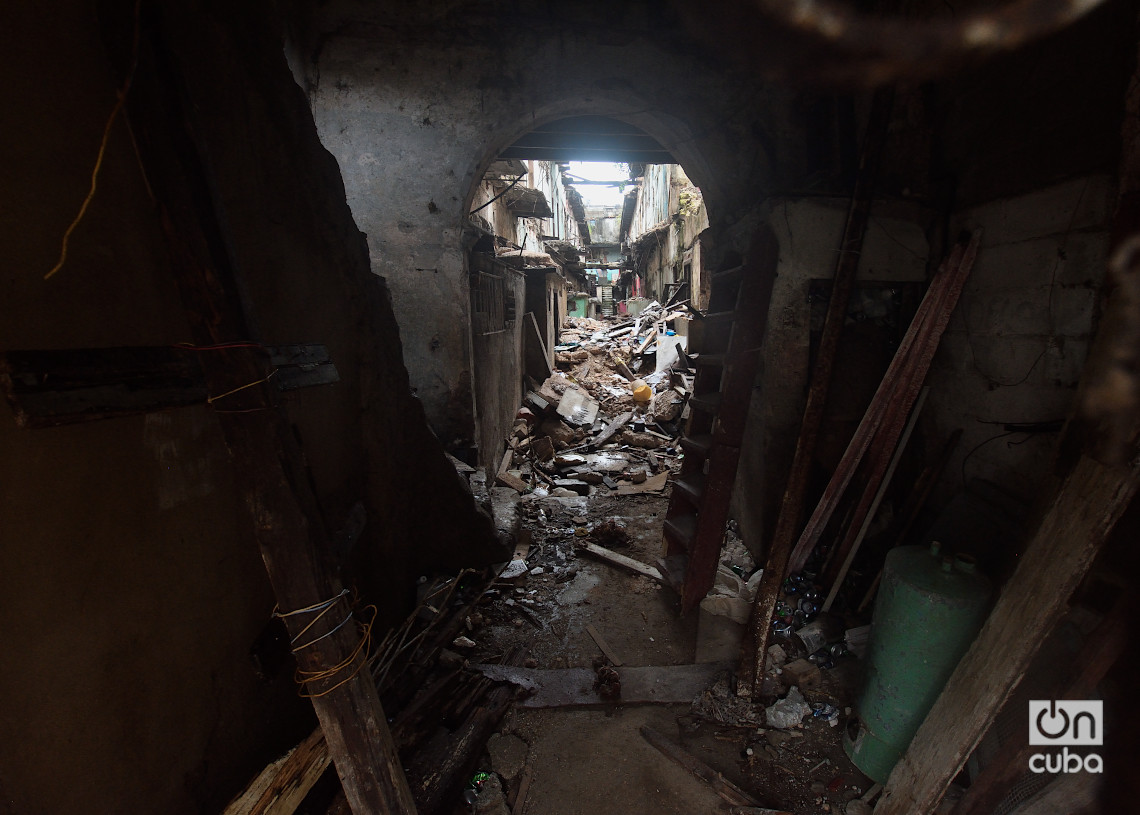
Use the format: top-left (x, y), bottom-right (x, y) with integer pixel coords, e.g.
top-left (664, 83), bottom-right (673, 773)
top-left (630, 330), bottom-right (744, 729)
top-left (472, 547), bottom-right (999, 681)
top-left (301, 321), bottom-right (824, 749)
top-left (924, 175), bottom-right (1115, 507)
top-left (732, 197), bottom-right (933, 554)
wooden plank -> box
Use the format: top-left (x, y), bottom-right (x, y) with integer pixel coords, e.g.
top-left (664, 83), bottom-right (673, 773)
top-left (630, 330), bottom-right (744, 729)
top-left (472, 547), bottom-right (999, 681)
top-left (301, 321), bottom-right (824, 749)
top-left (222, 728), bottom-right (331, 815)
top-left (952, 602), bottom-right (1127, 815)
top-left (576, 541), bottom-right (663, 581)
top-left (875, 455), bottom-right (1140, 814)
top-left (639, 726), bottom-right (762, 808)
top-left (496, 471), bottom-right (529, 492)
top-left (0, 343), bottom-right (336, 428)
top-left (267, 344), bottom-right (339, 391)
top-left (522, 313), bottom-right (552, 382)
top-left (591, 410), bottom-right (632, 446)
top-left (821, 386), bottom-right (929, 611)
top-left (790, 233), bottom-right (978, 573)
top-left (585, 624), bottom-right (624, 666)
top-left (511, 766), bottom-right (533, 815)
top-left (109, 12), bottom-right (416, 814)
top-left (744, 236), bottom-right (974, 691)
top-left (0, 346), bottom-right (206, 428)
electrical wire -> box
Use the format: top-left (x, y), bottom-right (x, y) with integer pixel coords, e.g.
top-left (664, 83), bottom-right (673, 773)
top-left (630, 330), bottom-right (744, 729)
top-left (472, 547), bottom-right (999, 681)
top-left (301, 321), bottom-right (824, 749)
top-left (470, 172), bottom-right (526, 215)
top-left (44, 0), bottom-right (142, 281)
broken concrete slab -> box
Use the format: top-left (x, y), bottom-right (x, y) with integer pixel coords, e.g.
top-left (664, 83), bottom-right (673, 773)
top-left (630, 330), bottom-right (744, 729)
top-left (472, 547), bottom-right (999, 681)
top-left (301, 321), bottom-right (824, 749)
top-left (555, 388), bottom-right (599, 427)
top-left (472, 662), bottom-right (733, 707)
top-left (538, 418), bottom-right (578, 447)
top-left (487, 733), bottom-right (529, 782)
top-left (552, 479), bottom-right (590, 496)
top-left (615, 471), bottom-right (669, 494)
top-left (531, 436), bottom-right (555, 461)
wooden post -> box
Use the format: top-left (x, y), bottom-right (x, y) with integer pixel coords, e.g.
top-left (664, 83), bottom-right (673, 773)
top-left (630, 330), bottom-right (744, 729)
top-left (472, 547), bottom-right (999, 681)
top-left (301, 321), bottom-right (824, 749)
top-left (102, 10), bottom-right (416, 814)
top-left (738, 88), bottom-right (893, 689)
top-left (950, 601), bottom-right (1127, 815)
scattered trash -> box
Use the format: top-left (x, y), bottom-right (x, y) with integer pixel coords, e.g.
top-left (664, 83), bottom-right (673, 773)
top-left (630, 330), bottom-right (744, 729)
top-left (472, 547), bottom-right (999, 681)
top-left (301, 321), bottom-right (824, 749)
top-left (590, 518), bottom-right (630, 549)
top-left (765, 686), bottom-right (812, 729)
top-left (498, 560), bottom-right (528, 580)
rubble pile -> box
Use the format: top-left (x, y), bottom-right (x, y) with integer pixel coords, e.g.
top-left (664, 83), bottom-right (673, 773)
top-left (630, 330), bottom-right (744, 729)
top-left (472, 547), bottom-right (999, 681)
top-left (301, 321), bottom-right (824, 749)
top-left (495, 305), bottom-right (700, 499)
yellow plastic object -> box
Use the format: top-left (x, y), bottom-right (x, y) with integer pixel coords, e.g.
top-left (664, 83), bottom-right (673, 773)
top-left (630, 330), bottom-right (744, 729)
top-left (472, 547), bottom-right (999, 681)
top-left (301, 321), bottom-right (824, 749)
top-left (631, 379), bottom-right (652, 403)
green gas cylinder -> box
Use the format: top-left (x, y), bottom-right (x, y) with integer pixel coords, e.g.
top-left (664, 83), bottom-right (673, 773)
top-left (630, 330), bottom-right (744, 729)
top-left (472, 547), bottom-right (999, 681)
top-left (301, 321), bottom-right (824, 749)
top-left (844, 542), bottom-right (991, 783)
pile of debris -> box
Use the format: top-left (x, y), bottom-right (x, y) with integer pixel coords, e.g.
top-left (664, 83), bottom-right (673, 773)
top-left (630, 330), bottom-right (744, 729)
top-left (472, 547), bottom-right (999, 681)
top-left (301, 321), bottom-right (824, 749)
top-left (496, 303), bottom-right (699, 499)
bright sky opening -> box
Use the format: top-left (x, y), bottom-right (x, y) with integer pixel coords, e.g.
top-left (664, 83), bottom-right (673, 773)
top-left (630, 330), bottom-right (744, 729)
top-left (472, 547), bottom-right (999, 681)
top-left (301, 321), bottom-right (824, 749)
top-left (565, 161), bottom-right (629, 207)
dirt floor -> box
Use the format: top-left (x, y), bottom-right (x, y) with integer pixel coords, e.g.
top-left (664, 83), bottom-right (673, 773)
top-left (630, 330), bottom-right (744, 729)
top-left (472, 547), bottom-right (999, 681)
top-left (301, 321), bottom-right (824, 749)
top-left (459, 486), bottom-right (875, 815)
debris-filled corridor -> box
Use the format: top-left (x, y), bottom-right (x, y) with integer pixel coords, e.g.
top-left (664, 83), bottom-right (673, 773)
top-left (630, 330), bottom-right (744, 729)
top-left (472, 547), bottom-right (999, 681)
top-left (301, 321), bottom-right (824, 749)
top-left (4, 1), bottom-right (1139, 815)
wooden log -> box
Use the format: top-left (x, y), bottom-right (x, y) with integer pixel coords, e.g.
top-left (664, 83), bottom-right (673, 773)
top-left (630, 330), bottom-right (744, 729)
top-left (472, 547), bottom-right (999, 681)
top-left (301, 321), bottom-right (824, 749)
top-left (874, 453), bottom-right (1140, 814)
top-left (108, 11), bottom-right (416, 813)
top-left (639, 726), bottom-right (762, 809)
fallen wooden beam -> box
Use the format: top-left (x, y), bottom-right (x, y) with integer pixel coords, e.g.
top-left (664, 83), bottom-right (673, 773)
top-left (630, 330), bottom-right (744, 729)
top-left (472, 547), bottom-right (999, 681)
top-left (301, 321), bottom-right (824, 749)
top-left (951, 602), bottom-right (1127, 815)
top-left (575, 541), bottom-right (663, 581)
top-left (639, 726), bottom-right (764, 809)
top-left (591, 410), bottom-right (632, 446)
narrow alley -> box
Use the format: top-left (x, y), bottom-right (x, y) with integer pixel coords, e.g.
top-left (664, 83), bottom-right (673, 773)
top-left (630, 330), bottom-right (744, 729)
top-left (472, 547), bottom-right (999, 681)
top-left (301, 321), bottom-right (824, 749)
top-left (3, 2), bottom-right (1138, 815)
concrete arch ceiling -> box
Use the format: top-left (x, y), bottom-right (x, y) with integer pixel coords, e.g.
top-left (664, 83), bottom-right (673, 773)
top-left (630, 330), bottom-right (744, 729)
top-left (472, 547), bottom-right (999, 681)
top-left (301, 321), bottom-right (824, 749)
top-left (498, 116), bottom-right (675, 165)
